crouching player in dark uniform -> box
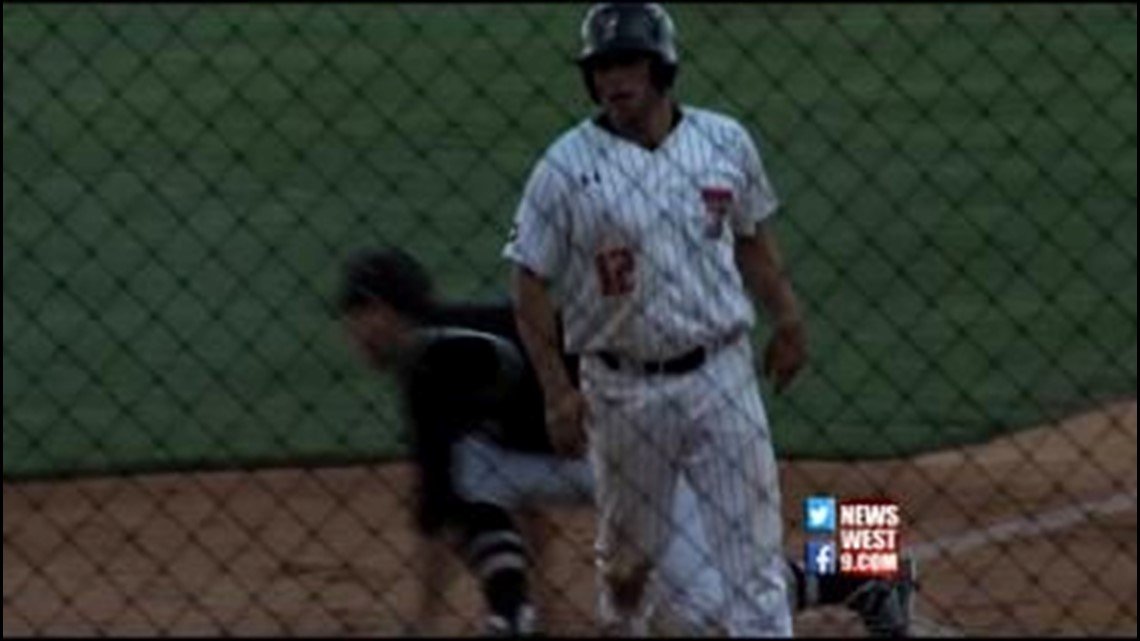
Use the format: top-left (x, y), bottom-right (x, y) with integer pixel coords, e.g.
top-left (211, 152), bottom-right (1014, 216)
top-left (336, 247), bottom-right (918, 637)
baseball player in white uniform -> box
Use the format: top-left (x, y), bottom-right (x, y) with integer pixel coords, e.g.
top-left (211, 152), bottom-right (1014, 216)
top-left (504, 3), bottom-right (809, 637)
top-left (344, 246), bottom-right (917, 637)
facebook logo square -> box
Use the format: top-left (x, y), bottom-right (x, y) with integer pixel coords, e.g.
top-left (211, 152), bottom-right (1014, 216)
top-left (804, 496), bottom-right (837, 533)
top-left (805, 539), bottom-right (838, 577)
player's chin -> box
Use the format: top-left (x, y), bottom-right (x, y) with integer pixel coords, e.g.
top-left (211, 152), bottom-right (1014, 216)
top-left (602, 94), bottom-right (637, 117)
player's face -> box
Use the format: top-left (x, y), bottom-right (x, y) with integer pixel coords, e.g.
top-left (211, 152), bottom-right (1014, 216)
top-left (343, 303), bottom-right (410, 371)
top-left (591, 54), bottom-right (661, 130)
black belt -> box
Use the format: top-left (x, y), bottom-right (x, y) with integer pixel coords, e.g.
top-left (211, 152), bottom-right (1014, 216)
top-left (595, 331), bottom-right (745, 377)
top-left (597, 346), bottom-right (707, 376)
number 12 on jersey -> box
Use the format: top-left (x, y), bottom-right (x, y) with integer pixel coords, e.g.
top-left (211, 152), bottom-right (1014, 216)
top-left (594, 247), bottom-right (636, 297)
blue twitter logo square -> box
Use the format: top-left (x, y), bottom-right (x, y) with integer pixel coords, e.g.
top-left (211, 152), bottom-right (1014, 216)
top-left (804, 496), bottom-right (837, 534)
top-left (805, 539), bottom-right (838, 576)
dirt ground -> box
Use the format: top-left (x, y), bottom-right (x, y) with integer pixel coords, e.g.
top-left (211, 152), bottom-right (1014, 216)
top-left (4, 401), bottom-right (1136, 637)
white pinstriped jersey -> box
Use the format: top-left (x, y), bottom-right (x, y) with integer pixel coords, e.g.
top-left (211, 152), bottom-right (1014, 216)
top-left (503, 105), bottom-right (780, 360)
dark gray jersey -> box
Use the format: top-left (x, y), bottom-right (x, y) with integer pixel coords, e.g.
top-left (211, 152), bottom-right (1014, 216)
top-left (397, 302), bottom-right (576, 533)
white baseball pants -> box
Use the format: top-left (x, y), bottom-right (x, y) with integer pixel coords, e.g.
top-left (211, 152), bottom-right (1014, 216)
top-left (581, 338), bottom-right (793, 638)
top-left (452, 433), bottom-right (727, 634)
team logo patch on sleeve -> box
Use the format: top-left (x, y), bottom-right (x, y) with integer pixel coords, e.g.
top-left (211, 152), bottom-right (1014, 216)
top-left (700, 186), bottom-right (735, 239)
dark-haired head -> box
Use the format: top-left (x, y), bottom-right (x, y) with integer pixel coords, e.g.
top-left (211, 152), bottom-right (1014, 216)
top-left (338, 247), bottom-right (436, 371)
top-left (337, 247), bottom-right (436, 320)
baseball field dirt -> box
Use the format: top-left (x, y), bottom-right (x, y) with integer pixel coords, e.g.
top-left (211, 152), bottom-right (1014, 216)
top-left (4, 401), bottom-right (1135, 637)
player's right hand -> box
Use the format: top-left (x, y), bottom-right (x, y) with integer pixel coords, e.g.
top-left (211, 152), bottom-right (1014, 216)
top-left (544, 386), bottom-right (590, 458)
top-left (763, 317), bottom-right (807, 395)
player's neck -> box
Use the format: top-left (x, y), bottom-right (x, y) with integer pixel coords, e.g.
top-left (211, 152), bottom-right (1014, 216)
top-left (641, 99), bottom-right (677, 149)
top-left (602, 99), bottom-right (680, 151)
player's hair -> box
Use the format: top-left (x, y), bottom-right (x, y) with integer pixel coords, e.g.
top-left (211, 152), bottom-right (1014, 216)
top-left (579, 51), bottom-right (678, 103)
top-left (337, 247), bottom-right (436, 321)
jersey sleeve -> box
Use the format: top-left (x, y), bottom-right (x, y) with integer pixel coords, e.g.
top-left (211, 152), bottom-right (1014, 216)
top-left (404, 360), bottom-right (461, 535)
top-left (732, 124), bottom-right (781, 237)
top-left (502, 153), bottom-right (573, 280)
top-left (405, 379), bottom-right (457, 536)
top-left (403, 334), bottom-right (525, 535)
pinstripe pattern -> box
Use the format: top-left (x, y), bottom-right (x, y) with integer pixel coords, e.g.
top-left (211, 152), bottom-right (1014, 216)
top-left (583, 340), bottom-right (792, 637)
top-left (503, 106), bottom-right (778, 360)
top-left (452, 432), bottom-right (731, 632)
top-left (504, 103), bottom-right (792, 636)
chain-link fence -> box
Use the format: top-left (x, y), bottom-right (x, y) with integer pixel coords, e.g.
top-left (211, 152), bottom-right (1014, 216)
top-left (4, 3), bottom-right (1136, 637)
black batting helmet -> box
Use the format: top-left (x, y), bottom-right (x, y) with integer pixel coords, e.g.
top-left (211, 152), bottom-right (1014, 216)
top-left (576, 3), bottom-right (679, 101)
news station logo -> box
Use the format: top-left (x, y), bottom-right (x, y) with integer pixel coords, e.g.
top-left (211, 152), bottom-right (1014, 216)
top-left (803, 496), bottom-right (901, 578)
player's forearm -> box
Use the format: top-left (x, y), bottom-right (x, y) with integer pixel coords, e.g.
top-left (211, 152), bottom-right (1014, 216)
top-left (510, 265), bottom-right (574, 396)
top-left (735, 225), bottom-right (804, 329)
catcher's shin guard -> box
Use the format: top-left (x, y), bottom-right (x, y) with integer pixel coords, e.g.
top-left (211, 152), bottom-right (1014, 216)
top-left (460, 502), bottom-right (539, 634)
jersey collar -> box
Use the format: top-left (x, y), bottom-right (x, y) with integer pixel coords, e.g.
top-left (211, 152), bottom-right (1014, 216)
top-left (591, 102), bottom-right (685, 152)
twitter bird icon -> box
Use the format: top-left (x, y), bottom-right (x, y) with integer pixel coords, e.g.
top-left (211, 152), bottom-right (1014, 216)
top-left (804, 496), bottom-right (837, 534)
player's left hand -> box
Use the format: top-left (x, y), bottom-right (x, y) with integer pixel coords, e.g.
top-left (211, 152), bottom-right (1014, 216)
top-left (545, 386), bottom-right (590, 458)
top-left (763, 318), bottom-right (807, 394)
